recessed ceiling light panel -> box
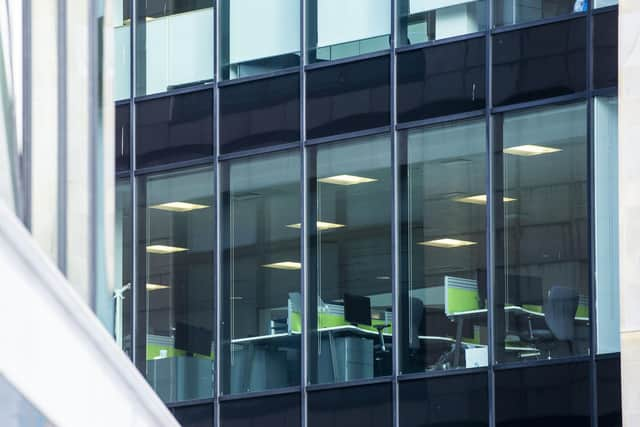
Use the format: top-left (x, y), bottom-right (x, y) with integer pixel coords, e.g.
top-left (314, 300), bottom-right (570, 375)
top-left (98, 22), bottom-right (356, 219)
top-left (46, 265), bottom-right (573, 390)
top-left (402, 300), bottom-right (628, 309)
top-left (503, 145), bottom-right (562, 156)
top-left (318, 175), bottom-right (377, 186)
top-left (418, 238), bottom-right (477, 248)
top-left (146, 244), bottom-right (188, 254)
top-left (150, 201), bottom-right (209, 212)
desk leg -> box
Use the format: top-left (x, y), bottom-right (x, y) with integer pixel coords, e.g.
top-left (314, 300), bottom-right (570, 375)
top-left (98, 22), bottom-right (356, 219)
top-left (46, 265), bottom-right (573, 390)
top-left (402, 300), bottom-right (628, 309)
top-left (328, 332), bottom-right (339, 382)
top-left (453, 318), bottom-right (464, 368)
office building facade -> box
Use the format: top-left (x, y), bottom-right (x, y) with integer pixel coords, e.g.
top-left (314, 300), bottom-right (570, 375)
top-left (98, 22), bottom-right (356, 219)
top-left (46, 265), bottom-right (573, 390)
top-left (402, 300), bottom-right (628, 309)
top-left (113, 0), bottom-right (622, 425)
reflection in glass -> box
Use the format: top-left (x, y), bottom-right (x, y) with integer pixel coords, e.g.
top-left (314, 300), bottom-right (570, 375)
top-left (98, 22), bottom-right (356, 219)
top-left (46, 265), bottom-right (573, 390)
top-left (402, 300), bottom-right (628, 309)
top-left (220, 0), bottom-right (300, 80)
top-left (138, 167), bottom-right (215, 402)
top-left (115, 104), bottom-right (130, 172)
top-left (400, 119), bottom-right (487, 373)
top-left (494, 102), bottom-right (589, 363)
top-left (307, 0), bottom-right (390, 63)
top-left (221, 150), bottom-right (301, 394)
top-left (135, 0), bottom-right (214, 96)
top-left (308, 383), bottom-right (393, 427)
top-left (308, 134), bottom-right (392, 385)
top-left (114, 1), bottom-right (130, 100)
top-left (115, 179), bottom-right (133, 358)
top-left (495, 0), bottom-right (586, 27)
top-left (595, 0), bottom-right (616, 7)
top-left (397, 0), bottom-right (486, 46)
top-left (595, 97), bottom-right (619, 354)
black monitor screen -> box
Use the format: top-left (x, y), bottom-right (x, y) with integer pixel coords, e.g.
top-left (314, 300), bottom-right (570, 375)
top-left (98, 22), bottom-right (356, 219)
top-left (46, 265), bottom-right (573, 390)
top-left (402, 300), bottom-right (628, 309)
top-left (344, 293), bottom-right (371, 326)
top-left (174, 322), bottom-right (213, 357)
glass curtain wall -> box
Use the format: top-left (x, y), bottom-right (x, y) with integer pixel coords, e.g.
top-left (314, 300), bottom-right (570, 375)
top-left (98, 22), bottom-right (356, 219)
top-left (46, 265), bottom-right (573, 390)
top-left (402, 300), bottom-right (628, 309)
top-left (115, 179), bottom-right (133, 357)
top-left (114, 1), bottom-right (131, 100)
top-left (308, 134), bottom-right (392, 385)
top-left (221, 150), bottom-right (301, 395)
top-left (397, 0), bottom-right (486, 46)
top-left (493, 102), bottom-right (589, 363)
top-left (306, 0), bottom-right (390, 63)
top-left (494, 0), bottom-right (587, 27)
top-left (135, 0), bottom-right (214, 96)
top-left (137, 166), bottom-right (215, 403)
top-left (399, 118), bottom-right (487, 374)
top-left (220, 0), bottom-right (300, 80)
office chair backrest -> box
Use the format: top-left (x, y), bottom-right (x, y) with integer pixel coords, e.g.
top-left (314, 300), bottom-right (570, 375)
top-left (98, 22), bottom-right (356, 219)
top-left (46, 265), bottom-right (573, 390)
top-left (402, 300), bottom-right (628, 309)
top-left (409, 297), bottom-right (424, 350)
top-left (543, 286), bottom-right (579, 341)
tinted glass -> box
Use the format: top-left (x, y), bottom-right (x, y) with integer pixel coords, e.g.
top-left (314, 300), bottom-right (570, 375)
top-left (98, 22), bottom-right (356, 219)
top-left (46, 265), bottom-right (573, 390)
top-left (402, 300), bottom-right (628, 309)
top-left (308, 134), bottom-right (392, 385)
top-left (598, 356), bottom-right (622, 427)
top-left (494, 0), bottom-right (586, 27)
top-left (220, 393), bottom-right (301, 427)
top-left (495, 363), bottom-right (590, 427)
top-left (307, 0), bottom-right (390, 63)
top-left (115, 179), bottom-right (133, 358)
top-left (398, 0), bottom-right (486, 46)
top-left (397, 37), bottom-right (485, 124)
top-left (594, 11), bottom-right (618, 89)
top-left (220, 0), bottom-right (300, 80)
top-left (135, 0), bottom-right (213, 96)
top-left (308, 383), bottom-right (392, 427)
top-left (399, 373), bottom-right (489, 427)
top-left (114, 1), bottom-right (130, 100)
top-left (115, 103), bottom-right (130, 172)
top-left (400, 118), bottom-right (487, 373)
top-left (221, 150), bottom-right (301, 395)
top-left (171, 403), bottom-right (214, 427)
top-left (494, 102), bottom-right (589, 364)
top-left (136, 167), bottom-right (215, 402)
top-left (493, 19), bottom-right (586, 107)
top-left (136, 89), bottom-right (213, 169)
top-left (219, 74), bottom-right (300, 155)
top-left (595, 0), bottom-right (617, 6)
top-left (306, 56), bottom-right (390, 140)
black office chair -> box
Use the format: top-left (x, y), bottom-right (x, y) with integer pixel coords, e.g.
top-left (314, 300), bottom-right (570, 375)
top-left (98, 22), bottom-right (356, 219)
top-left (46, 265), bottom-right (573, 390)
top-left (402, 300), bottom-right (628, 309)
top-left (409, 297), bottom-right (424, 352)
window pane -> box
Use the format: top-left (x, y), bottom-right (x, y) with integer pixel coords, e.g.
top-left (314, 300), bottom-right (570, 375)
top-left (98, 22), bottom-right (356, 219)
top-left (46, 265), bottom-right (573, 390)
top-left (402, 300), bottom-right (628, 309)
top-left (493, 19), bottom-right (587, 107)
top-left (308, 134), bottom-right (392, 385)
top-left (494, 102), bottom-right (589, 364)
top-left (115, 179), bottom-right (133, 358)
top-left (595, 96), bottom-right (619, 354)
top-left (219, 74), bottom-right (300, 155)
top-left (397, 37), bottom-right (485, 124)
top-left (597, 356), bottom-right (622, 427)
top-left (494, 0), bottom-right (587, 27)
top-left (399, 373), bottom-right (489, 427)
top-left (221, 150), bottom-right (301, 395)
top-left (115, 103), bottom-right (130, 172)
top-left (306, 56), bottom-right (390, 140)
top-left (397, 0), bottom-right (486, 46)
top-left (308, 383), bottom-right (392, 427)
top-left (400, 118), bottom-right (487, 374)
top-left (136, 89), bottom-right (213, 169)
top-left (171, 403), bottom-right (214, 427)
top-left (135, 0), bottom-right (214, 96)
top-left (594, 11), bottom-right (618, 90)
top-left (595, 0), bottom-right (617, 7)
top-left (137, 167), bottom-right (215, 402)
top-left (220, 0), bottom-right (300, 80)
top-left (220, 393), bottom-right (301, 426)
top-left (114, 1), bottom-right (130, 100)
top-left (495, 363), bottom-right (590, 426)
top-left (307, 0), bottom-right (390, 63)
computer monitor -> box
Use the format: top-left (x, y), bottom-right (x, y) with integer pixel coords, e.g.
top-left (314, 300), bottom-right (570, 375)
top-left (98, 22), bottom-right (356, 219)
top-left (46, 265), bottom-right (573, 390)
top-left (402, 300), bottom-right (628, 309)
top-left (344, 293), bottom-right (371, 326)
top-left (174, 321), bottom-right (213, 357)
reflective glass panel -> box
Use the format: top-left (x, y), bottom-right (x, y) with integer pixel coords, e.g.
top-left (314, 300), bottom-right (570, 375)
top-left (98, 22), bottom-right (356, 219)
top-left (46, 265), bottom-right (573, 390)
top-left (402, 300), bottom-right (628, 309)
top-left (595, 96), bottom-right (619, 354)
top-left (115, 178), bottom-right (133, 358)
top-left (494, 102), bottom-right (589, 363)
top-left (308, 134), bottom-right (392, 385)
top-left (307, 0), bottom-right (390, 63)
top-left (171, 402), bottom-right (214, 427)
top-left (114, 1), bottom-right (130, 100)
top-left (398, 0), bottom-right (486, 46)
top-left (221, 150), bottom-right (301, 395)
top-left (595, 0), bottom-right (617, 7)
top-left (115, 103), bottom-right (130, 172)
top-left (494, 0), bottom-right (587, 27)
top-left (308, 383), bottom-right (392, 427)
top-left (597, 356), bottom-right (622, 427)
top-left (220, 393), bottom-right (301, 426)
top-left (135, 0), bottom-right (214, 96)
top-left (220, 0), bottom-right (300, 80)
top-left (400, 118), bottom-right (487, 373)
top-left (137, 166), bottom-right (215, 402)
top-left (594, 11), bottom-right (618, 90)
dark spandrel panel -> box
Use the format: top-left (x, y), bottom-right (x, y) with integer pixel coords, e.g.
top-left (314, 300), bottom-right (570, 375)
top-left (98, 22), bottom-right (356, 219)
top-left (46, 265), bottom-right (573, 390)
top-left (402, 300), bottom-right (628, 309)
top-left (308, 383), bottom-right (392, 427)
top-left (219, 73), bottom-right (300, 155)
top-left (220, 393), bottom-right (301, 427)
top-left (115, 103), bottom-right (130, 172)
top-left (397, 37), bottom-right (485, 123)
top-left (598, 356), bottom-right (622, 427)
top-left (306, 56), bottom-right (390, 140)
top-left (399, 373), bottom-right (489, 427)
top-left (171, 402), bottom-right (214, 427)
top-left (495, 362), bottom-right (590, 427)
top-left (594, 11), bottom-right (618, 89)
top-left (135, 89), bottom-right (213, 169)
top-left (493, 18), bottom-right (587, 107)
